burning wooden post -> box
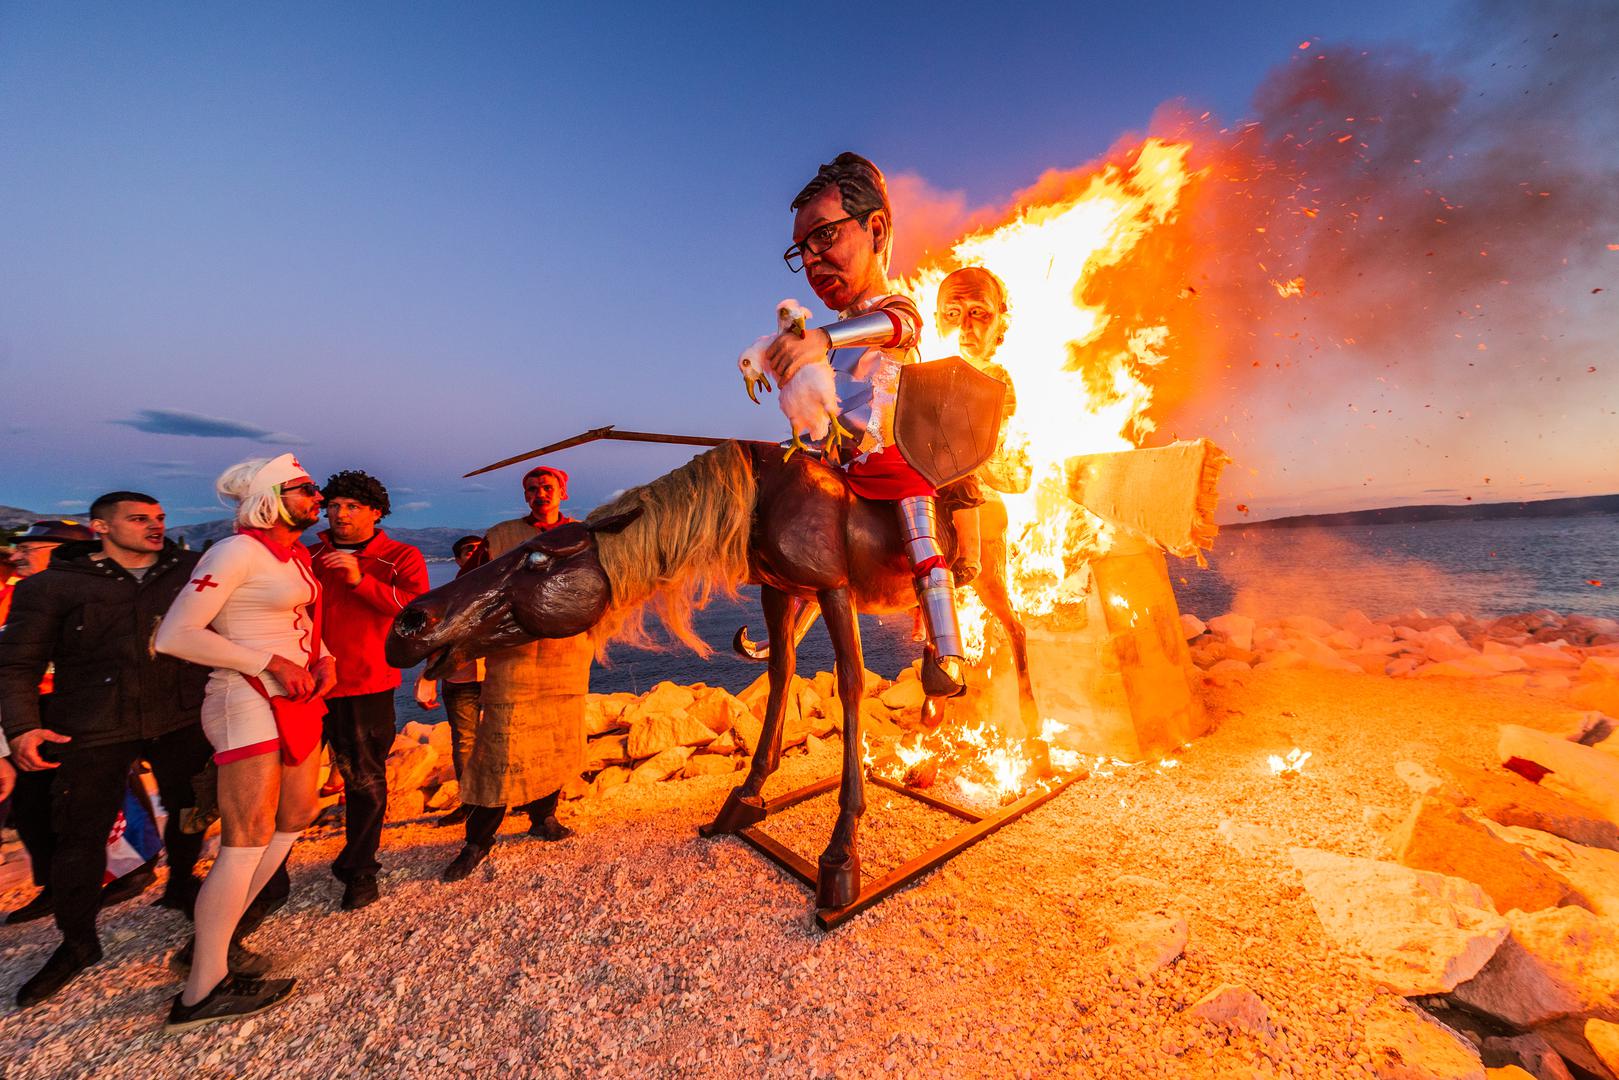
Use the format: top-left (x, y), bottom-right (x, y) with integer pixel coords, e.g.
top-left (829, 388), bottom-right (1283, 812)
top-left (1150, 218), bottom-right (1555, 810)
top-left (1012, 438), bottom-right (1230, 761)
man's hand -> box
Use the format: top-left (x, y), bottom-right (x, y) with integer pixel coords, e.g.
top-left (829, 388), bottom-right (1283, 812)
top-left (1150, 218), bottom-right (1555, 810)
top-left (311, 656), bottom-right (338, 699)
top-left (11, 728), bottom-right (71, 772)
top-left (0, 755), bottom-right (15, 801)
top-left (320, 550), bottom-right (364, 586)
top-left (414, 674), bottom-right (440, 710)
top-left (264, 655), bottom-right (317, 701)
top-left (762, 326), bottom-right (831, 383)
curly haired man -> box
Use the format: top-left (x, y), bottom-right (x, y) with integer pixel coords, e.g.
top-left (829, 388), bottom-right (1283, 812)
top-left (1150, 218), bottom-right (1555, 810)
top-left (306, 470), bottom-right (429, 909)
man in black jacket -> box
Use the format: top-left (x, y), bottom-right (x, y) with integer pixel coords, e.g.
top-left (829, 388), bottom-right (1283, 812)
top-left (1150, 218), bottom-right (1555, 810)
top-left (0, 491), bottom-right (213, 1007)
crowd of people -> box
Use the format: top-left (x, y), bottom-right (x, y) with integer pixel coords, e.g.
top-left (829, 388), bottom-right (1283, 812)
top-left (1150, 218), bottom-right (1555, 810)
top-left (0, 459), bottom-right (594, 1032)
top-left (0, 150), bottom-right (1020, 1035)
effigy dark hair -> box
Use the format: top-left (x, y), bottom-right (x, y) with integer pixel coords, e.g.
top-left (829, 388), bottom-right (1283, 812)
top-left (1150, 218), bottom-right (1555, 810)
top-left (790, 152), bottom-right (890, 221)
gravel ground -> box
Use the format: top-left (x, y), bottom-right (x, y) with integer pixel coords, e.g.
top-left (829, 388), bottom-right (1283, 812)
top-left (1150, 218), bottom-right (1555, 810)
top-left (0, 669), bottom-right (1581, 1078)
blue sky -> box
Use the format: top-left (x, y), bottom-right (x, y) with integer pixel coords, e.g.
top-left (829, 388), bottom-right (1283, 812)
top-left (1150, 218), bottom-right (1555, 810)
top-left (2, 1), bottom-right (1613, 527)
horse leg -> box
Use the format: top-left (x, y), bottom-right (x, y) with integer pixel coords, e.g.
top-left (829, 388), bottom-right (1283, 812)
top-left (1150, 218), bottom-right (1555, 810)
top-left (700, 586), bottom-right (798, 836)
top-left (815, 585), bottom-right (864, 908)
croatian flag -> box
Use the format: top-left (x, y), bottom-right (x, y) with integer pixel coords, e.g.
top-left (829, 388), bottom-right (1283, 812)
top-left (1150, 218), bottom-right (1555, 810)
top-left (104, 785), bottom-right (163, 884)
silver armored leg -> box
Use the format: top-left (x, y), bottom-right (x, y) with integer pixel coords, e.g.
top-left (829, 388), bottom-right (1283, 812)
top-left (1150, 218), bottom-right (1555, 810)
top-left (897, 496), bottom-right (966, 695)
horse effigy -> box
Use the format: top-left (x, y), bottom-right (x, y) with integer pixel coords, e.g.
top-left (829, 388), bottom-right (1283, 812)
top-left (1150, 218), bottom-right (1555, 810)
top-left (387, 149), bottom-right (1229, 917)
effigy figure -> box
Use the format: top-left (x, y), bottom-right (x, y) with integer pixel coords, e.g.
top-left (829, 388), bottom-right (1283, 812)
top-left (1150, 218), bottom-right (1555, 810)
top-left (760, 152), bottom-right (967, 698)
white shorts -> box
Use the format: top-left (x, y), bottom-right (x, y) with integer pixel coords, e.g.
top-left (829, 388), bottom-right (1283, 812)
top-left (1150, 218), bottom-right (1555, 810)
top-left (201, 671), bottom-right (280, 764)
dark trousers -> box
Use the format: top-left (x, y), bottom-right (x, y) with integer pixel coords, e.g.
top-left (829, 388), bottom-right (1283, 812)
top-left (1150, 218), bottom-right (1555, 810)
top-left (11, 768), bottom-right (55, 889)
top-left (323, 689), bottom-right (396, 878)
top-left (441, 680), bottom-right (481, 779)
top-left (464, 791), bottom-right (557, 848)
top-left (48, 725), bottom-right (213, 944)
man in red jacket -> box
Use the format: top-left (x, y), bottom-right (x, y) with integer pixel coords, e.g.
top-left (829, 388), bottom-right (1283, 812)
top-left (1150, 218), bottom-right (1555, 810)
top-left (306, 470), bottom-right (429, 910)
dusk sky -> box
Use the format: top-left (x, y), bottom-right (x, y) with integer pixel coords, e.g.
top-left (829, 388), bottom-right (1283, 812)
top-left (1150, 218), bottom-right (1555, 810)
top-left (2, 1), bottom-right (1614, 529)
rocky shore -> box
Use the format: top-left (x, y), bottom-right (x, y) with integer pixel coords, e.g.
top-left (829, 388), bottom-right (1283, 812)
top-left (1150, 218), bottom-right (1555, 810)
top-left (2, 606), bottom-right (1617, 1079)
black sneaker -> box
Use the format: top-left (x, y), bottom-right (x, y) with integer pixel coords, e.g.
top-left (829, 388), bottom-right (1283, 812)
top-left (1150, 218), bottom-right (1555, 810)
top-left (16, 939), bottom-right (103, 1008)
top-left (340, 872), bottom-right (379, 911)
top-left (5, 888), bottom-right (54, 925)
top-left (163, 975), bottom-right (296, 1034)
top-left (169, 939), bottom-right (273, 979)
top-left (101, 862), bottom-right (158, 909)
top-left (434, 804), bottom-right (472, 828)
top-left (440, 844), bottom-right (490, 882)
top-left (526, 815), bottom-right (574, 842)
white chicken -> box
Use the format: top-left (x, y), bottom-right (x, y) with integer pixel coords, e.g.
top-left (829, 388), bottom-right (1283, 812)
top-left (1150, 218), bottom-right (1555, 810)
top-left (738, 298), bottom-right (852, 461)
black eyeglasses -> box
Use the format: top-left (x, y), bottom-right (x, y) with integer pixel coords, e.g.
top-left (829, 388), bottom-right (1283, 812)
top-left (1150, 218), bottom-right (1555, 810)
top-left (280, 483), bottom-right (320, 498)
top-left (783, 210), bottom-right (876, 273)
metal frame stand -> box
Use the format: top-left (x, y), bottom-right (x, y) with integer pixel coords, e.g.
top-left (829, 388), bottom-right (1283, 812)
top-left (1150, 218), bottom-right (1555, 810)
top-left (736, 768), bottom-right (1086, 930)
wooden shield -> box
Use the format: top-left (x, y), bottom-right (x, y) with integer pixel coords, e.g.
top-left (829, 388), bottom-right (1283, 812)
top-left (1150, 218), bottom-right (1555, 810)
top-left (893, 358), bottom-right (1008, 489)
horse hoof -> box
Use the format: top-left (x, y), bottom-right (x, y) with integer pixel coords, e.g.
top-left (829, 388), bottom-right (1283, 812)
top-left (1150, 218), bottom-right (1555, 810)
top-left (700, 793), bottom-right (768, 836)
top-left (816, 855), bottom-right (861, 909)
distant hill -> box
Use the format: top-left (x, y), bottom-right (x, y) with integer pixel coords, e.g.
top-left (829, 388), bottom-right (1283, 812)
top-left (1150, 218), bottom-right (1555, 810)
top-left (0, 504), bottom-right (46, 530)
top-left (168, 519), bottom-right (478, 559)
top-left (1231, 493), bottom-right (1619, 531)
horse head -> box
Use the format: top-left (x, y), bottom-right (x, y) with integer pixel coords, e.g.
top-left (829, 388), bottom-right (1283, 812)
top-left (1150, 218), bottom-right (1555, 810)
top-left (385, 509), bottom-right (642, 677)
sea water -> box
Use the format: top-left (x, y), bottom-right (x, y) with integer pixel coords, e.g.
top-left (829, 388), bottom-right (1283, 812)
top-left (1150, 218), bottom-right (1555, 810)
top-left (393, 513), bottom-right (1616, 727)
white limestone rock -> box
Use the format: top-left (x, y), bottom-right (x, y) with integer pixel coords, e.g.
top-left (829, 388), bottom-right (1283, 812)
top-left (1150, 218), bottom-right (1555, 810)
top-left (1499, 725), bottom-right (1619, 824)
top-left (1450, 905), bottom-right (1619, 1028)
top-left (1208, 613), bottom-right (1255, 651)
top-left (1289, 848), bottom-right (1508, 995)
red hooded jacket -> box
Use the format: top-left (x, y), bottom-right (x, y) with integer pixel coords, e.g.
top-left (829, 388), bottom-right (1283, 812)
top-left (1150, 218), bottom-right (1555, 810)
top-left (305, 528), bottom-right (430, 698)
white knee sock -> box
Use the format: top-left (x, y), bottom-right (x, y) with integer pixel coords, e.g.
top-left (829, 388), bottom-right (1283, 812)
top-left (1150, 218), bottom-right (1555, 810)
top-left (182, 844), bottom-right (265, 1005)
top-left (246, 830), bottom-right (300, 907)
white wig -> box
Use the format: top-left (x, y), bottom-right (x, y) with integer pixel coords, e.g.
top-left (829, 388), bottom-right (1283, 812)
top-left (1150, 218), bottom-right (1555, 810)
top-left (216, 457), bottom-right (284, 529)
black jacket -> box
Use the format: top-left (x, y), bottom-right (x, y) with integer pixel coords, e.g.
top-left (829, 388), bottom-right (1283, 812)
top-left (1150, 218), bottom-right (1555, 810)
top-left (0, 540), bottom-right (209, 750)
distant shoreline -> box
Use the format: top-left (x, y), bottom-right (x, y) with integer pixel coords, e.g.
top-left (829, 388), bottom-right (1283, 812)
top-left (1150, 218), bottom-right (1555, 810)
top-left (1224, 492), bottom-right (1619, 532)
top-left (7, 491), bottom-right (1616, 556)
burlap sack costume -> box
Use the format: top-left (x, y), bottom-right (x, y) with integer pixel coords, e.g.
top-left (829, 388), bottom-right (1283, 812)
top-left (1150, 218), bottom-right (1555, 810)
top-left (459, 516), bottom-right (594, 807)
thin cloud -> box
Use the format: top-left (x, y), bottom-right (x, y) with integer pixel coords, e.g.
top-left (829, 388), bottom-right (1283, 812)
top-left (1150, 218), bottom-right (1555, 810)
top-left (137, 459), bottom-right (206, 479)
top-left (113, 409), bottom-right (305, 444)
top-left (399, 500), bottom-right (432, 512)
top-left (55, 499), bottom-right (85, 510)
top-left (460, 482), bottom-right (492, 492)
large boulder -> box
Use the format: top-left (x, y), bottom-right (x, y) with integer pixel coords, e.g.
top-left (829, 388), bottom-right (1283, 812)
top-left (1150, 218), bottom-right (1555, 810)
top-left (1390, 797), bottom-right (1587, 914)
top-left (1586, 1019), bottom-right (1619, 1077)
top-left (633, 681), bottom-right (697, 718)
top-left (1437, 757), bottom-right (1619, 852)
top-left (1477, 1034), bottom-right (1575, 1080)
top-left (1498, 726), bottom-right (1619, 824)
top-left (630, 745), bottom-right (694, 784)
top-left (425, 779), bottom-right (459, 812)
top-left (585, 734), bottom-right (631, 771)
top-left (680, 753), bottom-right (741, 779)
top-left (1362, 1008), bottom-right (1487, 1080)
top-left (386, 743), bottom-right (438, 794)
top-left (1483, 824), bottom-right (1619, 919)
top-left (385, 788), bottom-right (426, 820)
top-left (1290, 848), bottom-right (1508, 994)
top-left (1208, 613), bottom-right (1256, 651)
top-left (1282, 614), bottom-right (1337, 638)
top-left (880, 678), bottom-right (925, 711)
top-left (626, 708), bottom-right (717, 760)
top-left (1450, 906), bottom-right (1619, 1028)
top-left (687, 687), bottom-right (749, 736)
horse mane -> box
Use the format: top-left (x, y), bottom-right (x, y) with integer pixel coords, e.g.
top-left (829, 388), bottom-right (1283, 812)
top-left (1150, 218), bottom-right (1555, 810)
top-left (585, 441), bottom-right (757, 656)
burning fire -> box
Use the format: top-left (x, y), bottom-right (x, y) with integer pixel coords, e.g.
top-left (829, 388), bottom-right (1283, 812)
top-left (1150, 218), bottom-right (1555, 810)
top-left (861, 139), bottom-right (1200, 802)
top-left (901, 138), bottom-right (1194, 648)
top-left (1267, 748), bottom-right (1312, 776)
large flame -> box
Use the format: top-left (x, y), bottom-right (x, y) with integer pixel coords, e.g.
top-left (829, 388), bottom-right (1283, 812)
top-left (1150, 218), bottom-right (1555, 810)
top-left (899, 138), bottom-right (1194, 654)
top-left (870, 139), bottom-right (1196, 802)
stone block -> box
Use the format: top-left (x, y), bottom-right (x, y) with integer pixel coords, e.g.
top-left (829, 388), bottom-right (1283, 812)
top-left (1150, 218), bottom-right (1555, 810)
top-left (1390, 796), bottom-right (1586, 914)
top-left (1451, 906), bottom-right (1619, 1028)
top-left (1290, 848), bottom-right (1508, 995)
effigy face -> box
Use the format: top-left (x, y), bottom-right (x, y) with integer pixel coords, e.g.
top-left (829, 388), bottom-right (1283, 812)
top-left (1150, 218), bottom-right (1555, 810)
top-left (935, 268), bottom-right (1008, 365)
